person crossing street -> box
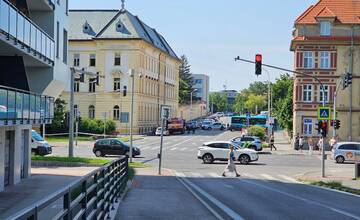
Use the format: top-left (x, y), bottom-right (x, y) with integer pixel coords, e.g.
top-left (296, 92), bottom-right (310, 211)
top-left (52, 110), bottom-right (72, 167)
top-left (222, 145), bottom-right (241, 177)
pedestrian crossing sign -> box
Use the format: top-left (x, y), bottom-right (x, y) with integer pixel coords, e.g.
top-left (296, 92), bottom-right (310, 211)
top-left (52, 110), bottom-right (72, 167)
top-left (317, 107), bottom-right (331, 120)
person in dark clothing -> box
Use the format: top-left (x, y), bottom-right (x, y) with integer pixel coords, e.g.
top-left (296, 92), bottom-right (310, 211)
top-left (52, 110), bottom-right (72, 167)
top-left (294, 133), bottom-right (300, 150)
top-left (270, 134), bottom-right (277, 151)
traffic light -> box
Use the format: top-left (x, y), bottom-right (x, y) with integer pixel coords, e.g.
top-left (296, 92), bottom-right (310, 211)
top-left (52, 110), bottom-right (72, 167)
top-left (334, 119), bottom-right (340, 130)
top-left (255, 54), bottom-right (262, 76)
top-left (342, 72), bottom-right (353, 90)
top-left (320, 121), bottom-right (328, 137)
top-left (123, 85), bottom-right (127, 97)
top-left (347, 72), bottom-right (353, 86)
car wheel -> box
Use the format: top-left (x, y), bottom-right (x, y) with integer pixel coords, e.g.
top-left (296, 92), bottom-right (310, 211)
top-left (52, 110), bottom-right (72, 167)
top-left (95, 150), bottom-right (104, 157)
top-left (202, 154), bottom-right (214, 164)
top-left (239, 154), bottom-right (250, 165)
top-left (336, 156), bottom-right (345, 164)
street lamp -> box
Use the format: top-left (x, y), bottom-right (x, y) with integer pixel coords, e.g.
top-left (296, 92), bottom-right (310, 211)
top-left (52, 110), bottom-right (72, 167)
top-left (190, 89), bottom-right (198, 120)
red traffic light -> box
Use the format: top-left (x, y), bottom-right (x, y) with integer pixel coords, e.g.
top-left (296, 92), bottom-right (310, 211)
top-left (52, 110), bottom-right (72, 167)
top-left (321, 121), bottom-right (328, 129)
top-left (255, 54), bottom-right (262, 62)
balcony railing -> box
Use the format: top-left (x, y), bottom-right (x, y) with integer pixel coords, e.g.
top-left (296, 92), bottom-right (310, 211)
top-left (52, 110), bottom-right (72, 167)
top-left (0, 0), bottom-right (55, 63)
top-left (0, 85), bottom-right (54, 126)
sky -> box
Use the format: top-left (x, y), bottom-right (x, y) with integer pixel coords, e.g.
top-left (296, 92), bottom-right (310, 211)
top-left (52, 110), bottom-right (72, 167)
top-left (69, 0), bottom-right (317, 92)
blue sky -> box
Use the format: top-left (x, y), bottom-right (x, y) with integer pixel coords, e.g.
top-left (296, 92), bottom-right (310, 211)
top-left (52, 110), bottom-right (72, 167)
top-left (70, 0), bottom-right (317, 91)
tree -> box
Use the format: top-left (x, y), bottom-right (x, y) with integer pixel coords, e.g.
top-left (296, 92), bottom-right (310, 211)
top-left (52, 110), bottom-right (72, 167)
top-left (233, 93), bottom-right (248, 114)
top-left (209, 93), bottom-right (228, 113)
top-left (178, 55), bottom-right (194, 104)
top-left (276, 89), bottom-right (293, 132)
top-left (245, 95), bottom-right (266, 114)
top-left (46, 98), bottom-right (67, 133)
top-left (247, 81), bottom-right (268, 96)
top-left (272, 73), bottom-right (293, 111)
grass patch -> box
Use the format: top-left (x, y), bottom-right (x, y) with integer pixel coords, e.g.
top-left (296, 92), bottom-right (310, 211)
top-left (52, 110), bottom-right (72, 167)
top-left (46, 135), bottom-right (143, 143)
top-left (32, 156), bottom-right (112, 165)
top-left (262, 143), bottom-right (269, 148)
top-left (129, 162), bottom-right (150, 168)
top-left (310, 180), bottom-right (360, 195)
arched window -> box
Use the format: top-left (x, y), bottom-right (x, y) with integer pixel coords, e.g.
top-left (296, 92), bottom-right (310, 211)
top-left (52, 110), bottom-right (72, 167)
top-left (113, 105), bottom-right (120, 120)
top-left (88, 105), bottom-right (95, 119)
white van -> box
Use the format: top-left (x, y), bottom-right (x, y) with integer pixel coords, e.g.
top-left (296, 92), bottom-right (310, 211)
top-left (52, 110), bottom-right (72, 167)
top-left (31, 130), bottom-right (52, 156)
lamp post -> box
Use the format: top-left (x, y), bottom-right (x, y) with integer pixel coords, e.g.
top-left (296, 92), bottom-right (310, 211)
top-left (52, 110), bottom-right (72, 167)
top-left (190, 89), bottom-right (198, 120)
top-left (129, 69), bottom-right (135, 163)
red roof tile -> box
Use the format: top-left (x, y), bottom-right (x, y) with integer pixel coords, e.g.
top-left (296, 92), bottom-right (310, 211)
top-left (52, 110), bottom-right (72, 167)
top-left (296, 0), bottom-right (360, 24)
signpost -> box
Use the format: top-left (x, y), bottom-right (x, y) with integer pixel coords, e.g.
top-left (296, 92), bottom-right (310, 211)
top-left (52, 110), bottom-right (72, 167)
top-left (158, 105), bottom-right (170, 175)
top-left (318, 107), bottom-right (331, 120)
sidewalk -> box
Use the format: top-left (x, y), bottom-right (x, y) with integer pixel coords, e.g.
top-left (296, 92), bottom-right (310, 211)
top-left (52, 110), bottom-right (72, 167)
top-left (0, 166), bottom-right (96, 219)
top-left (115, 167), bottom-right (216, 220)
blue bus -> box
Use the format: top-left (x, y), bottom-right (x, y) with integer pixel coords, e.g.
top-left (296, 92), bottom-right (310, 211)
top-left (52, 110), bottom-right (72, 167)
top-left (230, 115), bottom-right (272, 131)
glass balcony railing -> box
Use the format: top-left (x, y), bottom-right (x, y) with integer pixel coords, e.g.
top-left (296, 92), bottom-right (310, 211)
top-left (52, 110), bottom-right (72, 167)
top-left (0, 85), bottom-right (54, 125)
top-left (0, 0), bottom-right (55, 63)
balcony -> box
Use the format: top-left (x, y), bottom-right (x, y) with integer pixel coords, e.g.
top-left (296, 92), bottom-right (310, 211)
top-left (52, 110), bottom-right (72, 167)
top-left (27, 0), bottom-right (56, 11)
top-left (0, 85), bottom-right (54, 126)
top-left (0, 0), bottom-right (55, 66)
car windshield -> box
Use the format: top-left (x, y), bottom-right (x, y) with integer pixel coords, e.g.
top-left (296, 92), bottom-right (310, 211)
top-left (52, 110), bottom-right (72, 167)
top-left (32, 131), bottom-right (44, 142)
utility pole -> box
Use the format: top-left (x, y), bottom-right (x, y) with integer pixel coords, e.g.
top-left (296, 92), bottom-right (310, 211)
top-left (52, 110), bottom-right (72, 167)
top-left (69, 68), bottom-right (75, 157)
top-left (349, 26), bottom-right (354, 141)
top-left (129, 69), bottom-right (135, 163)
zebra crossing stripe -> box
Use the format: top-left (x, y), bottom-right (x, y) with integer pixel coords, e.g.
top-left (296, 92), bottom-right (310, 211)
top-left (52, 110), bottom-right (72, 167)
top-left (208, 172), bottom-right (221, 178)
top-left (277, 175), bottom-right (299, 183)
top-left (260, 174), bottom-right (279, 181)
top-left (191, 173), bottom-right (203, 178)
top-left (180, 148), bottom-right (188, 151)
top-left (242, 173), bottom-right (257, 179)
top-left (170, 147), bottom-right (178, 151)
top-left (175, 172), bottom-right (186, 177)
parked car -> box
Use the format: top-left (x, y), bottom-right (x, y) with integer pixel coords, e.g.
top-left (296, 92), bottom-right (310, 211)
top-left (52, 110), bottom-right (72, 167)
top-left (201, 121), bottom-right (212, 130)
top-left (93, 138), bottom-right (141, 157)
top-left (197, 141), bottom-right (259, 165)
top-left (209, 122), bottom-right (225, 130)
top-left (155, 127), bottom-right (170, 136)
top-left (31, 130), bottom-right (52, 156)
top-left (230, 136), bottom-right (263, 151)
top-left (332, 142), bottom-right (360, 163)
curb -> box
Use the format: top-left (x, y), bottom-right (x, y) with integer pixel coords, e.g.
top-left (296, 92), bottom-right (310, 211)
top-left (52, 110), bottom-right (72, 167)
top-left (31, 161), bottom-right (102, 167)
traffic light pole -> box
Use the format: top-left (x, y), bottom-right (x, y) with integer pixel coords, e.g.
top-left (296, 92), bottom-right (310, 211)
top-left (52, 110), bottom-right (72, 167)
top-left (332, 77), bottom-right (344, 137)
top-left (235, 56), bottom-right (327, 177)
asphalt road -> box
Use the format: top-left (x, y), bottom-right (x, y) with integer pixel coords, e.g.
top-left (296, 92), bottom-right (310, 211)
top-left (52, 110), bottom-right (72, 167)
top-left (52, 130), bottom-right (360, 219)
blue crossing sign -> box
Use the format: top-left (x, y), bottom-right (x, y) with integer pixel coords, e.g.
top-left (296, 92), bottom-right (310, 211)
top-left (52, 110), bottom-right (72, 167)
top-left (317, 107), bottom-right (331, 120)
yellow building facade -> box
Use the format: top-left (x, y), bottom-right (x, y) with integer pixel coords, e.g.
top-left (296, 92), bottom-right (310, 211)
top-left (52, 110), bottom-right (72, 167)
top-left (62, 9), bottom-right (180, 134)
top-left (291, 0), bottom-right (360, 142)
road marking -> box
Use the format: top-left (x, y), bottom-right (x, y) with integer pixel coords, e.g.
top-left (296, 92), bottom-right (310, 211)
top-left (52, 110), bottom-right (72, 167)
top-left (223, 184), bottom-right (234, 189)
top-left (180, 147), bottom-right (188, 151)
top-left (191, 172), bottom-right (203, 178)
top-left (260, 174), bottom-right (279, 181)
top-left (175, 172), bottom-right (186, 177)
top-left (170, 147), bottom-right (178, 151)
top-left (242, 173), bottom-right (257, 179)
top-left (150, 146), bottom-right (158, 150)
top-left (141, 146), bottom-right (150, 150)
top-left (167, 136), bottom-right (198, 148)
top-left (179, 177), bottom-right (245, 220)
top-left (208, 172), bottom-right (221, 178)
top-left (241, 179), bottom-right (360, 220)
top-left (277, 175), bottom-right (299, 183)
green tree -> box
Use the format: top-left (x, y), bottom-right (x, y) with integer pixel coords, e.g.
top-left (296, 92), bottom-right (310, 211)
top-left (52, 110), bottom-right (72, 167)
top-left (272, 73), bottom-right (293, 111)
top-left (247, 81), bottom-right (268, 96)
top-left (46, 98), bottom-right (67, 133)
top-left (209, 93), bottom-right (228, 112)
top-left (245, 95), bottom-right (266, 114)
top-left (178, 55), bottom-right (194, 104)
top-left (233, 93), bottom-right (248, 114)
top-left (276, 87), bottom-right (293, 132)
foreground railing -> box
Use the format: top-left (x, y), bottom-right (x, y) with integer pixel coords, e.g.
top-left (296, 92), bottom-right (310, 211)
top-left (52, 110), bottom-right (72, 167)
top-left (0, 85), bottom-right (54, 125)
top-left (9, 157), bottom-right (129, 220)
top-left (0, 0), bottom-right (55, 63)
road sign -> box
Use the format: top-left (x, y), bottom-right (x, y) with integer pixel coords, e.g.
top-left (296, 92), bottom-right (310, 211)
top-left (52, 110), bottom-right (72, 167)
top-left (317, 107), bottom-right (331, 120)
top-left (161, 105), bottom-right (171, 119)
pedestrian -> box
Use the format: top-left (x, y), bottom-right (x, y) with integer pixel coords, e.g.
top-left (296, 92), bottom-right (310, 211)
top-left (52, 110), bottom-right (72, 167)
top-left (294, 133), bottom-right (300, 150)
top-left (222, 145), bottom-right (241, 177)
top-left (318, 138), bottom-right (324, 154)
top-left (329, 136), bottom-right (337, 151)
top-left (270, 134), bottom-right (277, 151)
top-left (308, 137), bottom-right (314, 155)
top-left (299, 136), bottom-right (304, 152)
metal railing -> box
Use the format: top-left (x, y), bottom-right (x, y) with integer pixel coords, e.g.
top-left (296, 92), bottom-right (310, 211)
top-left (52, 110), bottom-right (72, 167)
top-left (0, 85), bottom-right (54, 125)
top-left (0, 0), bottom-right (55, 63)
top-left (9, 157), bottom-right (129, 220)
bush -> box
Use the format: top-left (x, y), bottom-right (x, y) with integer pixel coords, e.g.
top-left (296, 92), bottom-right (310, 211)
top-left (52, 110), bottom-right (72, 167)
top-left (247, 126), bottom-right (266, 141)
top-left (79, 118), bottom-right (116, 135)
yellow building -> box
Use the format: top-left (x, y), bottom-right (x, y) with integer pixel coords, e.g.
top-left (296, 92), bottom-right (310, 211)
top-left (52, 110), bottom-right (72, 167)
top-left (291, 0), bottom-right (360, 141)
top-left (62, 7), bottom-right (180, 134)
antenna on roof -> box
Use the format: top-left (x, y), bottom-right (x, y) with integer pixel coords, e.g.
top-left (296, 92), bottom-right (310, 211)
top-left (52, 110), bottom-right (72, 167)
top-left (121, 0), bottom-right (125, 11)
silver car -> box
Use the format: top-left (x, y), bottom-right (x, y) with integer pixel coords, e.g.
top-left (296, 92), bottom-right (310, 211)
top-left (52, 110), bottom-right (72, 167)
top-left (332, 142), bottom-right (360, 163)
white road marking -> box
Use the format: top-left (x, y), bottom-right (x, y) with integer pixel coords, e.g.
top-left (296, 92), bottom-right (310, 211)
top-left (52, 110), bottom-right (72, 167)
top-left (190, 172), bottom-right (203, 178)
top-left (223, 184), bottom-right (234, 189)
top-left (277, 175), bottom-right (299, 183)
top-left (241, 179), bottom-right (360, 220)
top-left (180, 147), bottom-right (188, 151)
top-left (242, 173), bottom-right (257, 179)
top-left (175, 172), bottom-right (186, 177)
top-left (179, 177), bottom-right (245, 220)
top-left (141, 146), bottom-right (150, 150)
top-left (260, 174), bottom-right (280, 181)
top-left (151, 146), bottom-right (158, 150)
top-left (170, 147), bottom-right (178, 151)
top-left (208, 172), bottom-right (221, 178)
top-left (167, 136), bottom-right (198, 148)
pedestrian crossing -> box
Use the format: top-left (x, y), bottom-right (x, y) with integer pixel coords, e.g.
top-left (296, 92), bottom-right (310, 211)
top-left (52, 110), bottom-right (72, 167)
top-left (140, 146), bottom-right (198, 152)
top-left (174, 171), bottom-right (300, 184)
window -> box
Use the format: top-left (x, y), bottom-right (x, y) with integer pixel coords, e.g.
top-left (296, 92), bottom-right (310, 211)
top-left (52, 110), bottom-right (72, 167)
top-left (194, 79), bottom-right (203, 84)
top-left (303, 119), bottom-right (313, 135)
top-left (56, 22), bottom-right (59, 58)
top-left (319, 85), bottom-right (329, 103)
top-left (320, 21), bottom-right (331, 36)
top-left (114, 53), bottom-right (121, 66)
top-left (303, 85), bottom-right (312, 102)
top-left (114, 78), bottom-right (121, 91)
top-left (339, 144), bottom-right (357, 151)
top-left (89, 79), bottom-right (96, 93)
top-left (63, 29), bottom-right (68, 64)
top-left (74, 79), bottom-right (80, 92)
top-left (97, 139), bottom-right (110, 145)
top-left (73, 54), bottom-right (80, 67)
top-left (88, 105), bottom-right (95, 119)
top-left (320, 51), bottom-right (330, 69)
top-left (120, 112), bottom-right (129, 123)
top-left (89, 54), bottom-right (96, 67)
top-left (303, 51), bottom-right (313, 69)
top-left (113, 105), bottom-right (120, 120)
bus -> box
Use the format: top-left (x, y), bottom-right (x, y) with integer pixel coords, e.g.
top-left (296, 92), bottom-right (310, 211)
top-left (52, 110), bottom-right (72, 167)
top-left (230, 115), bottom-right (272, 131)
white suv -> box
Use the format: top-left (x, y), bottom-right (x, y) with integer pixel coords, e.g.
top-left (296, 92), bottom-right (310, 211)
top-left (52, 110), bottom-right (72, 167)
top-left (197, 141), bottom-right (259, 165)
